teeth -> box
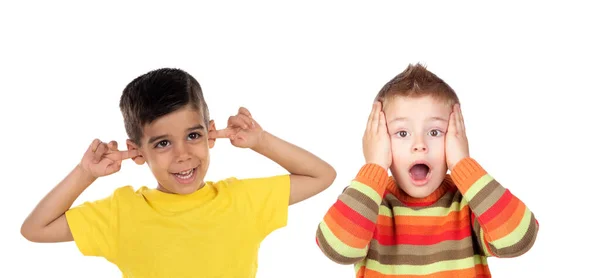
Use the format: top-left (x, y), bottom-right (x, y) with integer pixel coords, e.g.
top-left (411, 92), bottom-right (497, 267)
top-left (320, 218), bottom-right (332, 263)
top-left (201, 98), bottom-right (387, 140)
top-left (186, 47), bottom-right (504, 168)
top-left (174, 169), bottom-right (194, 179)
top-left (179, 169), bottom-right (192, 175)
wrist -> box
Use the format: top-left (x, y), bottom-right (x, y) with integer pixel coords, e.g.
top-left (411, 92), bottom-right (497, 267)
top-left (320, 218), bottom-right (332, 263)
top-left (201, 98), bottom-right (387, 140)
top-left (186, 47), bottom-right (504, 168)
top-left (250, 130), bottom-right (270, 153)
top-left (366, 160), bottom-right (388, 170)
top-left (449, 155), bottom-right (469, 171)
top-left (449, 157), bottom-right (484, 192)
top-left (356, 163), bottom-right (389, 197)
top-left (75, 163), bottom-right (98, 185)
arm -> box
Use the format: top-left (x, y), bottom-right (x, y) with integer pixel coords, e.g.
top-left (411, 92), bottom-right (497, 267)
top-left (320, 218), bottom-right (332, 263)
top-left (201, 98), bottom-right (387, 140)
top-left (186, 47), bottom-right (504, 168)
top-left (451, 158), bottom-right (539, 258)
top-left (251, 131), bottom-right (337, 205)
top-left (315, 164), bottom-right (388, 265)
top-left (210, 107), bottom-right (336, 206)
top-left (445, 105), bottom-right (538, 257)
top-left (21, 139), bottom-right (136, 243)
top-left (20, 165), bottom-right (95, 242)
top-left (316, 102), bottom-right (391, 264)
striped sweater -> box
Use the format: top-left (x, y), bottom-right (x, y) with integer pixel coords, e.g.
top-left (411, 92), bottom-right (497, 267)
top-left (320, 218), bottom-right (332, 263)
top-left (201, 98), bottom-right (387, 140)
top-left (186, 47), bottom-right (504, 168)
top-left (316, 158), bottom-right (538, 277)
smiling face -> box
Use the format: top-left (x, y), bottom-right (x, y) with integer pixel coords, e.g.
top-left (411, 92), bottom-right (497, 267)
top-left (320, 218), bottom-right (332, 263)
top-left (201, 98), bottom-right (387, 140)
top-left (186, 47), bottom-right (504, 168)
top-left (127, 104), bottom-right (216, 194)
top-left (384, 95), bottom-right (452, 198)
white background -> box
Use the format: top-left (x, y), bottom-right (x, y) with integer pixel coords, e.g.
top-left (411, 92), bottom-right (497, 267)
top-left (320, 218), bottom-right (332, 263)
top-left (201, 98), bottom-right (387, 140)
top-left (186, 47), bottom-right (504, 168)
top-left (1, 1), bottom-right (598, 277)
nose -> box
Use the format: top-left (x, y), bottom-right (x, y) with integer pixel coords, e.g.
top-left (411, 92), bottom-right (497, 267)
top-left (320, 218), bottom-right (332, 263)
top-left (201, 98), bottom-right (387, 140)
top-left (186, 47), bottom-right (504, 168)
top-left (411, 136), bottom-right (428, 153)
top-left (174, 144), bottom-right (192, 163)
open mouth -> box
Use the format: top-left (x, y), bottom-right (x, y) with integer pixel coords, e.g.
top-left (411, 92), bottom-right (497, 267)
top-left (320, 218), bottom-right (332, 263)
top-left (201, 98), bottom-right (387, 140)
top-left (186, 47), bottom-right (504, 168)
top-left (171, 167), bottom-right (198, 184)
top-left (409, 161), bottom-right (431, 185)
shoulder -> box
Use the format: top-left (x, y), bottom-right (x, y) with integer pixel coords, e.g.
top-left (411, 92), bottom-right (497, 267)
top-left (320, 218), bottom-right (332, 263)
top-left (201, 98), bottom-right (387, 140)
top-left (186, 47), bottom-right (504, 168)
top-left (211, 175), bottom-right (290, 188)
top-left (93, 185), bottom-right (147, 204)
top-left (208, 175), bottom-right (290, 202)
top-left (110, 185), bottom-right (139, 197)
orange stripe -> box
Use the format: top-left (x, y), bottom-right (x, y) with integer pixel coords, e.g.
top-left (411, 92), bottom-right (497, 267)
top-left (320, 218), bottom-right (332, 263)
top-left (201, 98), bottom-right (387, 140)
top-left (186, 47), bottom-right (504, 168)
top-left (376, 207), bottom-right (468, 228)
top-left (377, 211), bottom-right (471, 236)
top-left (355, 175), bottom-right (383, 193)
top-left (324, 212), bottom-right (370, 249)
top-left (483, 196), bottom-right (519, 233)
top-left (356, 265), bottom-right (366, 277)
top-left (453, 166), bottom-right (487, 192)
top-left (475, 260), bottom-right (492, 276)
top-left (327, 205), bottom-right (373, 241)
top-left (377, 213), bottom-right (394, 227)
top-left (397, 213), bottom-right (471, 236)
top-left (487, 201), bottom-right (526, 240)
top-left (362, 266), bottom-right (488, 277)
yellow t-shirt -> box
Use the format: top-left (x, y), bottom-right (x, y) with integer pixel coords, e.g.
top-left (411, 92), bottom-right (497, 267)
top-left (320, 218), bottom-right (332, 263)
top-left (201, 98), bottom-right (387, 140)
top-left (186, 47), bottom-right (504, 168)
top-left (65, 175), bottom-right (290, 278)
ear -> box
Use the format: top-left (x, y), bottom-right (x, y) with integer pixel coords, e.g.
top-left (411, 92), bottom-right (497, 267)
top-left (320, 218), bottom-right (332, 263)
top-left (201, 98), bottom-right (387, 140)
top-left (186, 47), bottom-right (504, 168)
top-left (208, 120), bottom-right (216, 149)
top-left (126, 139), bottom-right (146, 165)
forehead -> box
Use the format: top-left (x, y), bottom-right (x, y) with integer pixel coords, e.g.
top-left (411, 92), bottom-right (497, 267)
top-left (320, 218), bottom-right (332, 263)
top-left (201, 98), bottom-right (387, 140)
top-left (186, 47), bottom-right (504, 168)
top-left (383, 95), bottom-right (452, 122)
top-left (143, 106), bottom-right (205, 136)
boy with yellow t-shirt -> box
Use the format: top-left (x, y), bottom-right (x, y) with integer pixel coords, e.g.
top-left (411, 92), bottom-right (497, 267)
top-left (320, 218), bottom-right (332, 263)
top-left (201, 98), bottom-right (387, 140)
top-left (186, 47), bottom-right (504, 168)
top-left (21, 68), bottom-right (337, 277)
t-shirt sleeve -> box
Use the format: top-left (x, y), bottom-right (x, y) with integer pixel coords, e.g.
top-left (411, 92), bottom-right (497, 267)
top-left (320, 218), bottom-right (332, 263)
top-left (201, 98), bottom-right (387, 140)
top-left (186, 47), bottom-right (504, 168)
top-left (237, 175), bottom-right (291, 239)
top-left (65, 189), bottom-right (121, 262)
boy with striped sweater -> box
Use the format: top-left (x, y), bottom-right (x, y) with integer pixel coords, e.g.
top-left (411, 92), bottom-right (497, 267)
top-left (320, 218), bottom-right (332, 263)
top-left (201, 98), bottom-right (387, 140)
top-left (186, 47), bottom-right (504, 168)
top-left (316, 63), bottom-right (538, 277)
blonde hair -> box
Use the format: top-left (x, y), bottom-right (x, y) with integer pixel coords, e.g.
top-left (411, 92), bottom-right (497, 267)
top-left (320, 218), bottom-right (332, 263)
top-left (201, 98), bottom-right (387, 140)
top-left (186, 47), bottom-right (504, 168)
top-left (376, 63), bottom-right (459, 107)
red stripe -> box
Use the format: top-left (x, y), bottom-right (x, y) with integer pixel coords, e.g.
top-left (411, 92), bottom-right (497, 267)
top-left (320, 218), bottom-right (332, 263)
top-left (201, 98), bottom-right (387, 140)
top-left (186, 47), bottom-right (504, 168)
top-left (373, 225), bottom-right (472, 245)
top-left (479, 190), bottom-right (513, 224)
top-left (332, 200), bottom-right (376, 232)
top-left (403, 200), bottom-right (438, 207)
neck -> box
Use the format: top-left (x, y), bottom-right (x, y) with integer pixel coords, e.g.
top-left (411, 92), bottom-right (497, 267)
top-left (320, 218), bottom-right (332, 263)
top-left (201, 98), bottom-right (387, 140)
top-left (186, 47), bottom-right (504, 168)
top-left (385, 175), bottom-right (455, 207)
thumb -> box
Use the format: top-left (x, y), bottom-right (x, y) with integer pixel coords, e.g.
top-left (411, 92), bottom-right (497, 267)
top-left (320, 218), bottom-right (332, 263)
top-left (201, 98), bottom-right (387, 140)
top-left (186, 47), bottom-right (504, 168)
top-left (209, 128), bottom-right (234, 139)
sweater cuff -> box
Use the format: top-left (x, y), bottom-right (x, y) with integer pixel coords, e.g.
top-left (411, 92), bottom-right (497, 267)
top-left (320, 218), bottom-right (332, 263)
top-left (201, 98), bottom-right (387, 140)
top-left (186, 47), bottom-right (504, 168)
top-left (356, 164), bottom-right (389, 194)
top-left (450, 158), bottom-right (487, 193)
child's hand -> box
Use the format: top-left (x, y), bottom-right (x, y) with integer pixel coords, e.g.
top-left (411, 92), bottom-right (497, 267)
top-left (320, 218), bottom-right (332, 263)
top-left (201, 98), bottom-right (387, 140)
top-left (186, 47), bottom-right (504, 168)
top-left (363, 101), bottom-right (392, 169)
top-left (210, 107), bottom-right (264, 149)
top-left (79, 139), bottom-right (139, 178)
top-left (445, 104), bottom-right (470, 170)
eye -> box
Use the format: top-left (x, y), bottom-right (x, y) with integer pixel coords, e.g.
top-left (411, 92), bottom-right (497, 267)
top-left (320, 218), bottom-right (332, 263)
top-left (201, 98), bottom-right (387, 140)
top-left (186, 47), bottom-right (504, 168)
top-left (428, 129), bottom-right (444, 137)
top-left (188, 132), bottom-right (202, 140)
top-left (155, 140), bottom-right (170, 148)
top-left (396, 130), bottom-right (409, 137)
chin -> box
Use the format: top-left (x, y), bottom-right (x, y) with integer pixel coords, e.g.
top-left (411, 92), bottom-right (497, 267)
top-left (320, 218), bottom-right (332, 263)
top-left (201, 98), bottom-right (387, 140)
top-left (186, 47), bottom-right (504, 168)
top-left (163, 166), bottom-right (208, 194)
top-left (178, 181), bottom-right (206, 194)
top-left (401, 183), bottom-right (438, 198)
top-left (395, 172), bottom-right (446, 199)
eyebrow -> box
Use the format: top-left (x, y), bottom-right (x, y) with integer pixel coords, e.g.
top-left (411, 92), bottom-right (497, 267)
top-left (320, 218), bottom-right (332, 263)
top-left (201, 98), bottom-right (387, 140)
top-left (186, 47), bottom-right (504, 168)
top-left (389, 116), bottom-right (448, 123)
top-left (147, 124), bottom-right (205, 144)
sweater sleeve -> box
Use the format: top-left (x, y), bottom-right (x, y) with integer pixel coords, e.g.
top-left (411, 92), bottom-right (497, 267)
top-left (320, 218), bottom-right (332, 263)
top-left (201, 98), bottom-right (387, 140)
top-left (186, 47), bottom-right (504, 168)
top-left (450, 158), bottom-right (539, 258)
top-left (315, 164), bottom-right (388, 265)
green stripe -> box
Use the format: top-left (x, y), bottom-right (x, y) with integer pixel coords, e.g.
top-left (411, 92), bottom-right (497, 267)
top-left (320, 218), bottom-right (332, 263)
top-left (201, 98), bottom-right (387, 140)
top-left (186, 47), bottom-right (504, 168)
top-left (350, 180), bottom-right (383, 204)
top-left (464, 174), bottom-right (493, 201)
top-left (354, 260), bottom-right (365, 273)
top-left (492, 207), bottom-right (532, 249)
top-left (365, 256), bottom-right (482, 275)
top-left (391, 201), bottom-right (467, 217)
top-left (478, 226), bottom-right (492, 256)
top-left (318, 221), bottom-right (368, 258)
top-left (379, 205), bottom-right (392, 217)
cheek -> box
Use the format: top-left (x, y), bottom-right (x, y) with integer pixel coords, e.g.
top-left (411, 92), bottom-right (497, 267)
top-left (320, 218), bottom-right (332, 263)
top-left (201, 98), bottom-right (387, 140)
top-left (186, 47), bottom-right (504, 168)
top-left (192, 144), bottom-right (210, 158)
top-left (147, 151), bottom-right (173, 170)
top-left (390, 139), bottom-right (410, 164)
top-left (427, 138), bottom-right (446, 159)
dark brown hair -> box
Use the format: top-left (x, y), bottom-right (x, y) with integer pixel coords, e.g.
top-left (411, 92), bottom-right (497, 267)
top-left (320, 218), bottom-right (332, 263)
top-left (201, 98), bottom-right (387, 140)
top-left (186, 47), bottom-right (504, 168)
top-left (119, 68), bottom-right (209, 145)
